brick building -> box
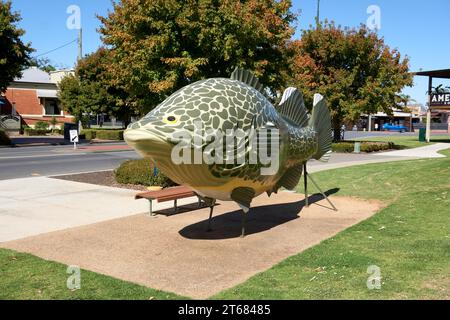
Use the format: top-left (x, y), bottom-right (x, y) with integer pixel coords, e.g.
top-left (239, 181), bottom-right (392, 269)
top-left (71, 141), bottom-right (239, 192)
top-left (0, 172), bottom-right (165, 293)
top-left (0, 67), bottom-right (75, 128)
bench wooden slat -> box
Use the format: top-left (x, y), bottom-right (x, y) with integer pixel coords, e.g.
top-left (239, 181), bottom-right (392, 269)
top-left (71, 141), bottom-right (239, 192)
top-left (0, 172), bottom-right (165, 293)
top-left (135, 186), bottom-right (195, 202)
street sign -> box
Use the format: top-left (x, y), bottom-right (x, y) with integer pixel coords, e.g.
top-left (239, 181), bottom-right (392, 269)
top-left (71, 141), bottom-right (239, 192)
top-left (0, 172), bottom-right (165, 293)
top-left (69, 130), bottom-right (79, 143)
top-left (70, 130), bottom-right (79, 150)
top-left (430, 93), bottom-right (450, 107)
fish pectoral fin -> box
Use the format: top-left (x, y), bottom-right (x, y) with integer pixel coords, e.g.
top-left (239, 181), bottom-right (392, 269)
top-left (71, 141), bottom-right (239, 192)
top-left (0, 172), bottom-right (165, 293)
top-left (267, 186), bottom-right (280, 197)
top-left (196, 195), bottom-right (216, 207)
top-left (278, 165), bottom-right (303, 190)
top-left (277, 87), bottom-right (309, 128)
top-left (231, 187), bottom-right (255, 210)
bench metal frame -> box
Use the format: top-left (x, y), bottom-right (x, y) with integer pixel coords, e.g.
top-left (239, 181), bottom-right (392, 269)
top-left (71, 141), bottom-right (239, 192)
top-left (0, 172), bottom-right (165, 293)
top-left (146, 197), bottom-right (203, 216)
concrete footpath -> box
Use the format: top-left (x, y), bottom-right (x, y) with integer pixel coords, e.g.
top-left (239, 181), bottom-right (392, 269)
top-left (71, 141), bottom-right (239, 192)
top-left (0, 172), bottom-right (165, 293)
top-left (308, 143), bottom-right (449, 172)
top-left (0, 177), bottom-right (198, 242)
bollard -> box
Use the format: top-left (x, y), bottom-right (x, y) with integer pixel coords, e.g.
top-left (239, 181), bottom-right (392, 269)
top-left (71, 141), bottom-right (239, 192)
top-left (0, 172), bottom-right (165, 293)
top-left (354, 142), bottom-right (361, 154)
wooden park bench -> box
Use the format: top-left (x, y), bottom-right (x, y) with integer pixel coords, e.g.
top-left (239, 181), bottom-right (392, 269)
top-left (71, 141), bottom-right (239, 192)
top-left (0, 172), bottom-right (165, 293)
top-left (135, 185), bottom-right (202, 216)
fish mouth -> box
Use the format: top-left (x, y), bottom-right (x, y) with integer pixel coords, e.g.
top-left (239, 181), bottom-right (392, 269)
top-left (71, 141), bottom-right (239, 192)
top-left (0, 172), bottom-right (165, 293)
top-left (124, 128), bottom-right (172, 159)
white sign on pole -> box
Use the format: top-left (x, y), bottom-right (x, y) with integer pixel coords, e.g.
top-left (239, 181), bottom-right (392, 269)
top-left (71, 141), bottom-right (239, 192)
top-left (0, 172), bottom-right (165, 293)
top-left (70, 130), bottom-right (79, 149)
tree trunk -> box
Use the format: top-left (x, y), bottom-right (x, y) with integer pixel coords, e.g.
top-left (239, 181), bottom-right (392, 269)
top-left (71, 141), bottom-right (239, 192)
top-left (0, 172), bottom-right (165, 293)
top-left (333, 127), bottom-right (342, 142)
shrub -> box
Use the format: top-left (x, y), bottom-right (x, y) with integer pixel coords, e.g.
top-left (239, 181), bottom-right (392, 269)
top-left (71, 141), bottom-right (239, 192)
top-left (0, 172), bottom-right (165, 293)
top-left (24, 128), bottom-right (48, 136)
top-left (80, 129), bottom-right (124, 141)
top-left (96, 130), bottom-right (124, 140)
top-left (81, 129), bottom-right (96, 140)
top-left (331, 142), bottom-right (355, 153)
top-left (115, 159), bottom-right (176, 188)
top-left (0, 129), bottom-right (11, 145)
top-left (35, 121), bottom-right (50, 131)
top-left (332, 141), bottom-right (396, 153)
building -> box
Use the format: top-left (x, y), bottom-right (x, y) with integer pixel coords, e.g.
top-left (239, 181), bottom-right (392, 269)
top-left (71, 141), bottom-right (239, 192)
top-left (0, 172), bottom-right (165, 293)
top-left (0, 67), bottom-right (75, 129)
top-left (414, 69), bottom-right (450, 140)
top-left (354, 108), bottom-right (421, 132)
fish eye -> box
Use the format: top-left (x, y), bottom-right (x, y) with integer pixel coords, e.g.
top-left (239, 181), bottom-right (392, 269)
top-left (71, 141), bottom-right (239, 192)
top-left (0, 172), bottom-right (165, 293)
top-left (163, 115), bottom-right (178, 125)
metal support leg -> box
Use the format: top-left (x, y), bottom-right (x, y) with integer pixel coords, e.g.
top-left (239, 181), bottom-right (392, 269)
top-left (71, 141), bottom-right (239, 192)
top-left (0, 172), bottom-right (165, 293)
top-left (174, 199), bottom-right (178, 214)
top-left (306, 171), bottom-right (338, 211)
top-left (149, 199), bottom-right (155, 216)
top-left (241, 209), bottom-right (248, 238)
top-left (198, 197), bottom-right (202, 208)
top-left (304, 163), bottom-right (309, 207)
top-left (206, 205), bottom-right (214, 232)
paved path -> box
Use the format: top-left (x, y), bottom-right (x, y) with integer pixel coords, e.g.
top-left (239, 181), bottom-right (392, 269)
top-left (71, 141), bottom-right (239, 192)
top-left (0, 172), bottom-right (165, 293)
top-left (1, 192), bottom-right (382, 298)
top-left (371, 143), bottom-right (449, 158)
top-left (0, 177), bottom-right (198, 242)
top-left (307, 143), bottom-right (450, 172)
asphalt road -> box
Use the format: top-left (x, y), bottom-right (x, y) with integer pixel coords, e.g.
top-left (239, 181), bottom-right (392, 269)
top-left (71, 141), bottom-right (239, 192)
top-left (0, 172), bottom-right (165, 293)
top-left (0, 143), bottom-right (140, 180)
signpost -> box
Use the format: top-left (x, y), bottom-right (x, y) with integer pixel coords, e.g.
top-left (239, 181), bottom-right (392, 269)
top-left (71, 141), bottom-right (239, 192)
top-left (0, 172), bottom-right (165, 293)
top-left (69, 130), bottom-right (79, 149)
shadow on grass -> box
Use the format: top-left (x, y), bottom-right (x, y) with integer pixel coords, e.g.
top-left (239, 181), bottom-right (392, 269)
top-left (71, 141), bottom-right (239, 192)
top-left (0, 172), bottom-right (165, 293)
top-left (179, 188), bottom-right (340, 240)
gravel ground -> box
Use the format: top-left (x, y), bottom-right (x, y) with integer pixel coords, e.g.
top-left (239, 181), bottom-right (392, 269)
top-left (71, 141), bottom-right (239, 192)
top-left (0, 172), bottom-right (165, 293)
top-left (52, 170), bottom-right (149, 191)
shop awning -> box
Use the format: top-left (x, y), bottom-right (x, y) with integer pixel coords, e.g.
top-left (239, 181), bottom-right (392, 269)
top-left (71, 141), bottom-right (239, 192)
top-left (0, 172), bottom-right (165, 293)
top-left (36, 89), bottom-right (58, 98)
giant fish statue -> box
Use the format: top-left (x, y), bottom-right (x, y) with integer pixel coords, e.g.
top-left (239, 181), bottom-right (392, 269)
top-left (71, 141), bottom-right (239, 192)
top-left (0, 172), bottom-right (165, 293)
top-left (124, 69), bottom-right (332, 237)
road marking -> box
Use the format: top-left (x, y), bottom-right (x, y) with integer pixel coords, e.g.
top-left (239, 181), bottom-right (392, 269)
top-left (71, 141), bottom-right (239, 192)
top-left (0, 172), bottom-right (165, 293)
top-left (0, 153), bottom-right (88, 160)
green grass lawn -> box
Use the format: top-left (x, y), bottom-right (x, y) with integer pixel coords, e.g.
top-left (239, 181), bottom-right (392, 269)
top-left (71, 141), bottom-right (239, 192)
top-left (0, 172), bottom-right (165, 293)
top-left (1, 150), bottom-right (449, 300)
top-left (0, 249), bottom-right (186, 300)
top-left (214, 149), bottom-right (450, 299)
top-left (352, 135), bottom-right (450, 149)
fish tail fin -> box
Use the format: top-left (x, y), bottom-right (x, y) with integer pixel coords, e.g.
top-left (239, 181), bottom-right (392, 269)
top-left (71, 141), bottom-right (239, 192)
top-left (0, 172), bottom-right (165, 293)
top-left (309, 94), bottom-right (332, 162)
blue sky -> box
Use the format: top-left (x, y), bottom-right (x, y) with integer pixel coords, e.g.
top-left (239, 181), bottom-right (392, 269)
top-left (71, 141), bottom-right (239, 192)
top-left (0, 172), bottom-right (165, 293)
top-left (10, 0), bottom-right (450, 105)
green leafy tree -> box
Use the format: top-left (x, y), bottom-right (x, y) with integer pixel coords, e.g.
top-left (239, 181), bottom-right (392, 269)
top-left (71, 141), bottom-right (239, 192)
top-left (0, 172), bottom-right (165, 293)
top-left (0, 1), bottom-right (34, 92)
top-left (98, 0), bottom-right (296, 115)
top-left (58, 48), bottom-right (132, 126)
top-left (29, 57), bottom-right (56, 73)
top-left (288, 21), bottom-right (413, 140)
top-left (58, 74), bottom-right (83, 122)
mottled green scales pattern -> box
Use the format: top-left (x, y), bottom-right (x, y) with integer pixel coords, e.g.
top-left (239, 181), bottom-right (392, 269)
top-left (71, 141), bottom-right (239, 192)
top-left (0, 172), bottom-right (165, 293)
top-left (129, 78), bottom-right (317, 187)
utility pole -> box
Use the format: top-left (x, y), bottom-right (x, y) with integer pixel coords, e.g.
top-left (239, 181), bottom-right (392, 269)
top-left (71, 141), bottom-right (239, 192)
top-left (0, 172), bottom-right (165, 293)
top-left (316, 0), bottom-right (321, 27)
top-left (78, 28), bottom-right (83, 61)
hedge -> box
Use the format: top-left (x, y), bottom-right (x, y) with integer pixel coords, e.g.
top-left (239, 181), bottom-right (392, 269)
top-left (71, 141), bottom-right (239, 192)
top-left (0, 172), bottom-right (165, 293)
top-left (0, 129), bottom-right (11, 145)
top-left (332, 141), bottom-right (395, 153)
top-left (24, 128), bottom-right (48, 136)
top-left (81, 129), bottom-right (124, 141)
top-left (115, 159), bottom-right (176, 188)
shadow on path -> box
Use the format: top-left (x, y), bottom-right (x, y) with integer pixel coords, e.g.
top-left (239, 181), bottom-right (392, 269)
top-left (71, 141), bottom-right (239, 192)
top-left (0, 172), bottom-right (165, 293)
top-left (179, 188), bottom-right (340, 240)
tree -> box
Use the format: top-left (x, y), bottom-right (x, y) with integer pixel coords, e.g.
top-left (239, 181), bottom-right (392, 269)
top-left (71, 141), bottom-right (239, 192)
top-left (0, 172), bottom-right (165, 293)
top-left (288, 21), bottom-right (413, 140)
top-left (98, 0), bottom-right (296, 115)
top-left (396, 93), bottom-right (416, 112)
top-left (29, 57), bottom-right (57, 73)
top-left (0, 1), bottom-right (34, 92)
top-left (58, 48), bottom-right (132, 126)
top-left (428, 84), bottom-right (450, 94)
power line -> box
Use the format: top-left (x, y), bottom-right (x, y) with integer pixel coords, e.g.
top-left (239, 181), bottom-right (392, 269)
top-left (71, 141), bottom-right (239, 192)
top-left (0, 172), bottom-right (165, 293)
top-left (32, 39), bottom-right (78, 58)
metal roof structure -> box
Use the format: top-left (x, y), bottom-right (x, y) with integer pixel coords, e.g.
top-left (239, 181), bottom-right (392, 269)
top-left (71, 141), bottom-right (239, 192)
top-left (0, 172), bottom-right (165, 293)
top-left (414, 69), bottom-right (450, 79)
top-left (14, 67), bottom-right (52, 84)
top-left (412, 69), bottom-right (450, 141)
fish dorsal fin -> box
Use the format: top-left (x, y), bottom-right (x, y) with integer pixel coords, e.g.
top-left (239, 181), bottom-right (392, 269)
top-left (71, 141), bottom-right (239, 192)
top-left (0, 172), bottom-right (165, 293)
top-left (278, 164), bottom-right (303, 190)
top-left (277, 87), bottom-right (309, 128)
top-left (230, 68), bottom-right (265, 96)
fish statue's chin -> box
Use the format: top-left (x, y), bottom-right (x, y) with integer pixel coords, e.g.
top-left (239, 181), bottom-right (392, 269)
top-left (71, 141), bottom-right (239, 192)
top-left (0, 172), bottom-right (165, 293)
top-left (124, 128), bottom-right (173, 160)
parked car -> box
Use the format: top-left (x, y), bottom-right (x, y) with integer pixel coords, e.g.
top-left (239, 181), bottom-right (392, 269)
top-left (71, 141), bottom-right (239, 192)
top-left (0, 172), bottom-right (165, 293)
top-left (382, 123), bottom-right (407, 133)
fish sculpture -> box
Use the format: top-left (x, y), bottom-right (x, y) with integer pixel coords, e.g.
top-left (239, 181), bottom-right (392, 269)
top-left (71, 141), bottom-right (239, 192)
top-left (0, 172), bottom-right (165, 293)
top-left (124, 69), bottom-right (332, 236)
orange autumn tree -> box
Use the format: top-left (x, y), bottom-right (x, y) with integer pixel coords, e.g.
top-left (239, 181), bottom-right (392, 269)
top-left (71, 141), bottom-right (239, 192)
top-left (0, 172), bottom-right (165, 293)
top-left (98, 0), bottom-right (296, 115)
top-left (289, 21), bottom-right (413, 140)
